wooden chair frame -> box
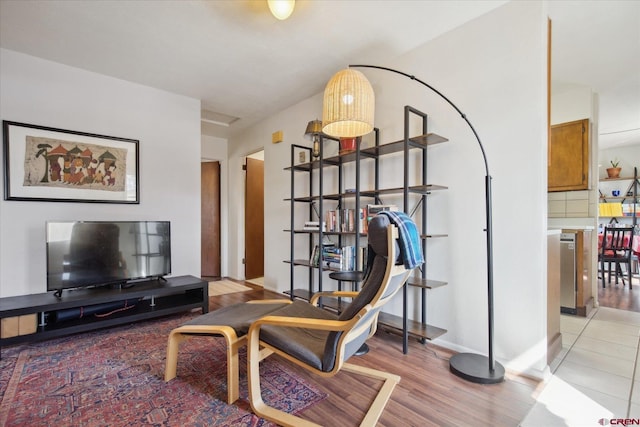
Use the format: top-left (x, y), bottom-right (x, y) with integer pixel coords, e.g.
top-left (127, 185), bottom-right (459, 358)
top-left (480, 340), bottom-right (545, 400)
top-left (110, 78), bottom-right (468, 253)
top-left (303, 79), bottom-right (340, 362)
top-left (247, 225), bottom-right (412, 427)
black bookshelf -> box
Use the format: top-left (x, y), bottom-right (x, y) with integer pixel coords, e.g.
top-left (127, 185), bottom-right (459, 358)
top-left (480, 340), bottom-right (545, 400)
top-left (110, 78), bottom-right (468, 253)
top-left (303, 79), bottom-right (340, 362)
top-left (286, 107), bottom-right (449, 353)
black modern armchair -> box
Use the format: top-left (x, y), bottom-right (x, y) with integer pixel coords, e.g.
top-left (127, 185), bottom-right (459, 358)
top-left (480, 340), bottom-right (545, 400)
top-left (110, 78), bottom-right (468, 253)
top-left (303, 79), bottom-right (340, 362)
top-left (246, 214), bottom-right (416, 426)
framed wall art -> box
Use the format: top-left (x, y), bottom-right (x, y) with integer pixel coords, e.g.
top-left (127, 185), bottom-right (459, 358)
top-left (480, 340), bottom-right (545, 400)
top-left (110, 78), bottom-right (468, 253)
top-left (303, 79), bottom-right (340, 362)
top-left (3, 121), bottom-right (139, 203)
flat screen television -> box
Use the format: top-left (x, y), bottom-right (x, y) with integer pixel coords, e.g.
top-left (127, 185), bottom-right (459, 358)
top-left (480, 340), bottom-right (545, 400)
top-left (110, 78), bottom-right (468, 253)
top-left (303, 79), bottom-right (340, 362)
top-left (46, 221), bottom-right (171, 296)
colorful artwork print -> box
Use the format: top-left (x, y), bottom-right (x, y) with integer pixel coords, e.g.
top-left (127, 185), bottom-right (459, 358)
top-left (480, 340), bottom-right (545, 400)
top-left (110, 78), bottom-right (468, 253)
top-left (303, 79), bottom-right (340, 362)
top-left (23, 136), bottom-right (127, 192)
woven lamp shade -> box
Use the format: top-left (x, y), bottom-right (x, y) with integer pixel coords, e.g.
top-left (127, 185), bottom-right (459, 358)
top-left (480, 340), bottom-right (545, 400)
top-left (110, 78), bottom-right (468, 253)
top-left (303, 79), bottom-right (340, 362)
top-left (322, 69), bottom-right (375, 138)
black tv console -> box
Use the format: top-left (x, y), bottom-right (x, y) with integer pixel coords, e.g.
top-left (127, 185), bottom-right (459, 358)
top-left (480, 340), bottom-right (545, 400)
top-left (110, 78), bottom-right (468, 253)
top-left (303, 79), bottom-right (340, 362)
top-left (0, 275), bottom-right (208, 353)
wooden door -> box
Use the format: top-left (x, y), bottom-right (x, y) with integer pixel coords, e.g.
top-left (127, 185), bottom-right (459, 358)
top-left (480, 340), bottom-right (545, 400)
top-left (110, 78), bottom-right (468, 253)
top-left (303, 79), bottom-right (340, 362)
top-left (548, 119), bottom-right (589, 191)
top-left (201, 161), bottom-right (221, 277)
top-left (245, 157), bottom-right (264, 279)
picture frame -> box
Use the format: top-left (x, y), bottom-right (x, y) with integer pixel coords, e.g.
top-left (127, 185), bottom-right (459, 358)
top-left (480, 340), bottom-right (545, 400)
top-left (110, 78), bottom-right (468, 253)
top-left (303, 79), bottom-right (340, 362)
top-left (3, 121), bottom-right (139, 203)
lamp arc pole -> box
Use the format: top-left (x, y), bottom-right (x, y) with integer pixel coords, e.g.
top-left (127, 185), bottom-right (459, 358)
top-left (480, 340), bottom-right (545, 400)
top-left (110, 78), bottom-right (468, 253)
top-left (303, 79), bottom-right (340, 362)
top-left (349, 64), bottom-right (504, 384)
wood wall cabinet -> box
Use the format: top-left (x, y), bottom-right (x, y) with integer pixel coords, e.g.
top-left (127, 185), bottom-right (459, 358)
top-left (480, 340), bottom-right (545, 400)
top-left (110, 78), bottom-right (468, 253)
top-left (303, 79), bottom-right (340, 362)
top-left (285, 106), bottom-right (448, 353)
top-left (548, 118), bottom-right (589, 192)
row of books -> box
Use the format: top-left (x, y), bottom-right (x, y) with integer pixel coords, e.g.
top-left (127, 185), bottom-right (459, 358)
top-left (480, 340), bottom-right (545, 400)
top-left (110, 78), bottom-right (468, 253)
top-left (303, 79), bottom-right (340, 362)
top-left (303, 221), bottom-right (326, 231)
top-left (598, 203), bottom-right (639, 217)
top-left (622, 204), bottom-right (640, 217)
top-left (324, 204), bottom-right (398, 233)
top-left (309, 244), bottom-right (368, 271)
top-left (325, 209), bottom-right (365, 233)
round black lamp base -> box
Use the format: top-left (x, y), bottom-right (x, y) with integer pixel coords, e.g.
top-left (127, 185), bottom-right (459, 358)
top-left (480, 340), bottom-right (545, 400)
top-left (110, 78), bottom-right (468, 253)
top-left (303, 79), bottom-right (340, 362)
top-left (449, 353), bottom-right (505, 384)
top-left (354, 343), bottom-right (369, 356)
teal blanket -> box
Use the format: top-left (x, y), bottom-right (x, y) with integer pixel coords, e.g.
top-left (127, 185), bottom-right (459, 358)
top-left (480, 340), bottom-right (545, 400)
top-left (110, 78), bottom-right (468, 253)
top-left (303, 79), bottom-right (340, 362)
top-left (378, 211), bottom-right (424, 269)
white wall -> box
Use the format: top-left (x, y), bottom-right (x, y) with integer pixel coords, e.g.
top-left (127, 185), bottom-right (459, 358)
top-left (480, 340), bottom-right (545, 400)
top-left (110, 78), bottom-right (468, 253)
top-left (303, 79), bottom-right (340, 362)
top-left (227, 95), bottom-right (322, 283)
top-left (390, 0), bottom-right (548, 376)
top-left (202, 135), bottom-right (227, 160)
top-left (599, 145), bottom-right (640, 181)
top-left (551, 84), bottom-right (594, 125)
top-left (228, 1), bottom-right (550, 377)
top-left (0, 49), bottom-right (202, 297)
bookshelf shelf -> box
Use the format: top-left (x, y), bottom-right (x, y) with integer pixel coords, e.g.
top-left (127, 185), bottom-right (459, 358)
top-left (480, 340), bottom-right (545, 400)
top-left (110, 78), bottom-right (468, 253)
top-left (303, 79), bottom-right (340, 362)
top-left (285, 185), bottom-right (447, 202)
top-left (284, 132), bottom-right (449, 173)
top-left (377, 312), bottom-right (447, 341)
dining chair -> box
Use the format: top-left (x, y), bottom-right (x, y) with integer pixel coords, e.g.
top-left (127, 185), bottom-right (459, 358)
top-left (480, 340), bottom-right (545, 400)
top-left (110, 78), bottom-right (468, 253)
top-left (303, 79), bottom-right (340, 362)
top-left (600, 226), bottom-right (635, 289)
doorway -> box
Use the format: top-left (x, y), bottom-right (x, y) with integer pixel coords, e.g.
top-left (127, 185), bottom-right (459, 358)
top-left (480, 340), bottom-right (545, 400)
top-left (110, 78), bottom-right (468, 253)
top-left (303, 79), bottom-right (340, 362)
top-left (244, 151), bottom-right (264, 282)
top-left (201, 161), bottom-right (221, 278)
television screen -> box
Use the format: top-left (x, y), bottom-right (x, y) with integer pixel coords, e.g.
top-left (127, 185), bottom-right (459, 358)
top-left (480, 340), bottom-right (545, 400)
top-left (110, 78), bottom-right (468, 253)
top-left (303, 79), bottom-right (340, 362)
top-left (46, 221), bottom-right (171, 293)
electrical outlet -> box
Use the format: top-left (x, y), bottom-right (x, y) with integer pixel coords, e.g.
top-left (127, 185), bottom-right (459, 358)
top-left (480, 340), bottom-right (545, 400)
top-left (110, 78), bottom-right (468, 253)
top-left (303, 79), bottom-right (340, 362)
top-left (299, 151), bottom-right (306, 163)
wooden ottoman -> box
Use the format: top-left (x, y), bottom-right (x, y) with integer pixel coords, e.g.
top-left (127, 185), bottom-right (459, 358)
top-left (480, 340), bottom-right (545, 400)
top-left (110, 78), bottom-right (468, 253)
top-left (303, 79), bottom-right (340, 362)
top-left (165, 300), bottom-right (290, 403)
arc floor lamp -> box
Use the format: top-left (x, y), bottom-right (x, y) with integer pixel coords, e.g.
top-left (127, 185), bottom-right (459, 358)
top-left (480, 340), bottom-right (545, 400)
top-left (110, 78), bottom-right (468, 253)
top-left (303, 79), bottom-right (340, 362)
top-left (321, 65), bottom-right (504, 384)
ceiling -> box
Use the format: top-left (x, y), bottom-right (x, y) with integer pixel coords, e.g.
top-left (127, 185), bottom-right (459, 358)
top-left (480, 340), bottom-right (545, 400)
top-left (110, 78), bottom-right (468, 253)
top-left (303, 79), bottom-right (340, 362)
top-left (549, 1), bottom-right (640, 149)
top-left (1, 0), bottom-right (638, 148)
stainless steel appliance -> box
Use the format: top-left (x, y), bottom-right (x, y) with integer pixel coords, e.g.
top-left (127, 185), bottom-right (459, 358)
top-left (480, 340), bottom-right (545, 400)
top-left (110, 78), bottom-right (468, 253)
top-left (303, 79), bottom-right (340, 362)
top-left (560, 231), bottom-right (577, 314)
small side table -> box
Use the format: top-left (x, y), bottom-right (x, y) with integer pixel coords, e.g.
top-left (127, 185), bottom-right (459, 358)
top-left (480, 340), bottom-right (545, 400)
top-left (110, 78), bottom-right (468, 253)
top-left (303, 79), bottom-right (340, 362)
top-left (328, 271), bottom-right (365, 291)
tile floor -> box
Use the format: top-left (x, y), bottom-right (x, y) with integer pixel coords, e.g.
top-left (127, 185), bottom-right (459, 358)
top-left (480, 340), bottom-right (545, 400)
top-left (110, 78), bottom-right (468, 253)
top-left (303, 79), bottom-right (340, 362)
top-left (521, 306), bottom-right (640, 426)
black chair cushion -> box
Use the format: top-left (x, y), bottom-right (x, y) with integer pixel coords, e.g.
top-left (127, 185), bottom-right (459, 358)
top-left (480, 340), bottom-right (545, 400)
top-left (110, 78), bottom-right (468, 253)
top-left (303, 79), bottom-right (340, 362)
top-left (260, 216), bottom-right (404, 373)
top-left (367, 214), bottom-right (391, 256)
top-left (321, 215), bottom-right (395, 370)
top-left (258, 300), bottom-right (338, 370)
top-left (182, 302), bottom-right (289, 336)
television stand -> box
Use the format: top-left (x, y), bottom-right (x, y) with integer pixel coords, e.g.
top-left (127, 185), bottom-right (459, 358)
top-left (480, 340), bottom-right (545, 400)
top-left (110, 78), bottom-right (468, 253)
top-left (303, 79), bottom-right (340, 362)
top-left (0, 275), bottom-right (208, 355)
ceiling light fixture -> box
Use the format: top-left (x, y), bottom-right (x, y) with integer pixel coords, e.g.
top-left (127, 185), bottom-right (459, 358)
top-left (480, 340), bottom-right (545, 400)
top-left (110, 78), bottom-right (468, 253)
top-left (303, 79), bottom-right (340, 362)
top-left (267, 0), bottom-right (295, 20)
top-left (322, 69), bottom-right (375, 138)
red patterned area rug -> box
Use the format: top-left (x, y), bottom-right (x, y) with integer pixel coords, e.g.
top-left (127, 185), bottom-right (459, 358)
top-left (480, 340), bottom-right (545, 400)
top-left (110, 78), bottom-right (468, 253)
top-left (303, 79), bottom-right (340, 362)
top-left (0, 313), bottom-right (327, 426)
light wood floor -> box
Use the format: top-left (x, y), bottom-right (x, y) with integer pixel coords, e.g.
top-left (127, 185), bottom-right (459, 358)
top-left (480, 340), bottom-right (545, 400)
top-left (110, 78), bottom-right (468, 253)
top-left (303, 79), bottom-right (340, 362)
top-left (210, 282), bottom-right (540, 427)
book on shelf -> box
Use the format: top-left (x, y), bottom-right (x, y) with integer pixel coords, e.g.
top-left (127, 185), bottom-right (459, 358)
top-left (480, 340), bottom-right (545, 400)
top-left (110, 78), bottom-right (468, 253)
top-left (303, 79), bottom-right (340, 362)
top-left (622, 204), bottom-right (640, 217)
top-left (322, 246), bottom-right (342, 264)
top-left (303, 221), bottom-right (326, 231)
top-left (366, 204), bottom-right (398, 224)
top-left (359, 208), bottom-right (367, 233)
top-left (309, 242), bottom-right (335, 267)
top-left (347, 209), bottom-right (355, 232)
top-left (598, 202), bottom-right (623, 217)
top-left (309, 245), bottom-right (319, 266)
top-left (325, 208), bottom-right (367, 233)
top-left (325, 210), bottom-right (338, 232)
top-left (358, 246), bottom-right (368, 273)
top-left (341, 245), bottom-right (354, 271)
top-left (322, 245), bottom-right (362, 271)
